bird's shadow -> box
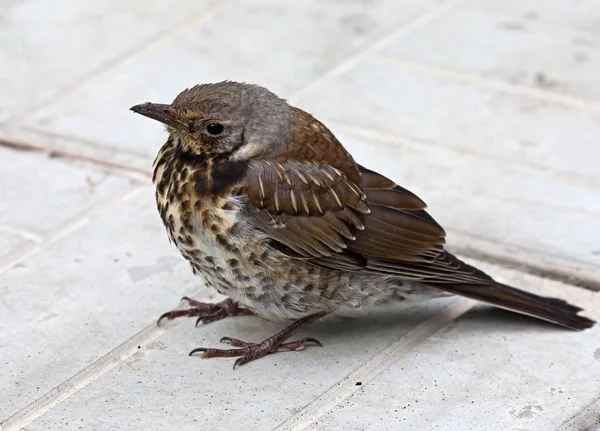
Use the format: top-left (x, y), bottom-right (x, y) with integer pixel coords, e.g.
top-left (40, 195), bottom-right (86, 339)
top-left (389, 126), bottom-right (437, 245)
top-left (302, 302), bottom-right (569, 344)
top-left (455, 305), bottom-right (575, 332)
top-left (195, 300), bottom-right (573, 352)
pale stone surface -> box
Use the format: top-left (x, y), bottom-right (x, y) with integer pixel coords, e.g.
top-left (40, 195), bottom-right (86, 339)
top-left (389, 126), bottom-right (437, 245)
top-left (0, 147), bottom-right (134, 234)
top-left (383, 6), bottom-right (600, 102)
top-left (0, 0), bottom-right (220, 122)
top-left (305, 268), bottom-right (600, 431)
top-left (0, 188), bottom-right (200, 420)
top-left (25, 301), bottom-right (453, 431)
top-left (295, 62), bottom-right (600, 185)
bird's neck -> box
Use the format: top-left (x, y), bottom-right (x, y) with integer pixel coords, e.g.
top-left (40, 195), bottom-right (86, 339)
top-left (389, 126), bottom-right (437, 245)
top-left (153, 138), bottom-right (249, 199)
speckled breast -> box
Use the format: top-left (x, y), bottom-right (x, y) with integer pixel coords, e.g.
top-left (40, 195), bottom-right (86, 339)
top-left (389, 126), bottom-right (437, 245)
top-left (150, 141), bottom-right (348, 320)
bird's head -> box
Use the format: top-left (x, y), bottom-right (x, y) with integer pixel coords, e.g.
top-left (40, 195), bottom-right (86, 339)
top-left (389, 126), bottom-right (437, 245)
top-left (131, 81), bottom-right (293, 160)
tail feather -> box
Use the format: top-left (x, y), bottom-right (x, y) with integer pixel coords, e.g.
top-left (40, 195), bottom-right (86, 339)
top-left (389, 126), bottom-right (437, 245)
top-left (438, 282), bottom-right (595, 331)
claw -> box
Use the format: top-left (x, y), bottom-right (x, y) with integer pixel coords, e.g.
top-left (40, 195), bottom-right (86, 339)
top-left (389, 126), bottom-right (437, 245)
top-left (189, 347), bottom-right (208, 357)
top-left (157, 310), bottom-right (186, 325)
top-left (156, 297), bottom-right (254, 328)
top-left (233, 357), bottom-right (248, 370)
top-left (303, 337), bottom-right (323, 348)
top-left (220, 336), bottom-right (235, 345)
top-left (157, 312), bottom-right (170, 326)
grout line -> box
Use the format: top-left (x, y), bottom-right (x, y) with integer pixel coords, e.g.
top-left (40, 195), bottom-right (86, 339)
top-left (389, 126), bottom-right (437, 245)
top-left (275, 298), bottom-right (475, 431)
top-left (0, 187), bottom-right (143, 274)
top-left (0, 291), bottom-right (210, 430)
top-left (10, 1), bottom-right (230, 125)
top-left (42, 187), bottom-right (144, 245)
top-left (0, 243), bottom-right (41, 276)
top-left (496, 15), bottom-right (600, 45)
top-left (0, 137), bottom-right (152, 183)
top-left (0, 226), bottom-right (42, 244)
top-left (447, 240), bottom-right (600, 293)
top-left (369, 55), bottom-right (600, 115)
top-left (462, 4), bottom-right (600, 42)
top-left (556, 395), bottom-right (600, 431)
top-left (8, 124), bottom-right (145, 157)
top-left (1, 323), bottom-right (168, 431)
top-left (331, 122), bottom-right (600, 192)
top-left (287, 0), bottom-right (459, 104)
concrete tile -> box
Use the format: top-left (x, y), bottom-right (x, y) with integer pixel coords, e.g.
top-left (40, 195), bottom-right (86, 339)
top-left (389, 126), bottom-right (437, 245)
top-left (295, 61), bottom-right (600, 185)
top-left (305, 265), bottom-right (600, 431)
top-left (0, 0), bottom-right (219, 122)
top-left (22, 0), bottom-right (440, 166)
top-left (0, 147), bottom-right (134, 234)
top-left (313, 130), bottom-right (600, 274)
top-left (0, 187), bottom-right (201, 420)
top-left (467, 0), bottom-right (600, 33)
top-left (383, 6), bottom-right (600, 102)
top-left (25, 300), bottom-right (453, 431)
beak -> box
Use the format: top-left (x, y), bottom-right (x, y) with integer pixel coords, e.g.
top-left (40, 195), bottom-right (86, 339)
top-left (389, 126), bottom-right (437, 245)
top-left (130, 103), bottom-right (183, 129)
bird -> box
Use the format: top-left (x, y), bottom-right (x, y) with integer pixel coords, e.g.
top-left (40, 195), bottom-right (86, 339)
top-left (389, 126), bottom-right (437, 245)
top-left (130, 81), bottom-right (595, 369)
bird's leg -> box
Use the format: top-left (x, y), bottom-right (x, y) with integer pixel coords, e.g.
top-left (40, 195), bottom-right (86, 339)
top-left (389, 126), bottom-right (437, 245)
top-left (189, 312), bottom-right (328, 369)
top-left (157, 297), bottom-right (254, 327)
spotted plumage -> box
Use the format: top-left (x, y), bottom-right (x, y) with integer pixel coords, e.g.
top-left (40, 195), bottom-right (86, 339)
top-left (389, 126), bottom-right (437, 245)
top-left (131, 81), bottom-right (594, 369)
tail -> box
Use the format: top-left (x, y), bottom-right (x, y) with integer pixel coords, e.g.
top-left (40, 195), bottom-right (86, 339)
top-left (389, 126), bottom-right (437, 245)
top-left (438, 282), bottom-right (595, 331)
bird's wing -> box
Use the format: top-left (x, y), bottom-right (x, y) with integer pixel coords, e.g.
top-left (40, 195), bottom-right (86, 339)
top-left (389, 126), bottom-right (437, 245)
top-left (243, 160), bottom-right (369, 258)
top-left (348, 165), bottom-right (500, 284)
top-left (244, 160), bottom-right (495, 284)
top-left (349, 164), bottom-right (495, 284)
top-left (243, 160), bottom-right (442, 264)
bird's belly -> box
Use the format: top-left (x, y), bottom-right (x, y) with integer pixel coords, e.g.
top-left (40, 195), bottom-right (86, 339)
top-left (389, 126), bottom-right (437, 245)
top-left (162, 204), bottom-right (326, 320)
top-left (188, 245), bottom-right (327, 321)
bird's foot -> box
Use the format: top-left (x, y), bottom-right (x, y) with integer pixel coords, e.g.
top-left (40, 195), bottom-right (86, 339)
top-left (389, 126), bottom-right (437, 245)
top-left (190, 337), bottom-right (322, 369)
top-left (188, 312), bottom-right (327, 369)
top-left (157, 297), bottom-right (254, 327)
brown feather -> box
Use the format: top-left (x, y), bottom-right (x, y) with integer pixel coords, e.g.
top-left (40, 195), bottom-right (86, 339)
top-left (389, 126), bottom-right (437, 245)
top-left (245, 160), bottom-right (367, 258)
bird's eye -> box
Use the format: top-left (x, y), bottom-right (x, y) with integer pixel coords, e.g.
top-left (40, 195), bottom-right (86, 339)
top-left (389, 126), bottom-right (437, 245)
top-left (206, 123), bottom-right (224, 136)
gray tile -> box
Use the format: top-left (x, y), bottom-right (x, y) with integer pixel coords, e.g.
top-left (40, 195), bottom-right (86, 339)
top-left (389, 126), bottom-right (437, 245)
top-left (307, 267), bottom-right (600, 431)
top-left (383, 6), bottom-right (600, 102)
top-left (23, 0), bottom-right (440, 164)
top-left (295, 61), bottom-right (600, 184)
top-left (26, 300), bottom-right (453, 431)
top-left (0, 188), bottom-right (201, 419)
top-left (0, 147), bottom-right (134, 234)
top-left (0, 0), bottom-right (219, 122)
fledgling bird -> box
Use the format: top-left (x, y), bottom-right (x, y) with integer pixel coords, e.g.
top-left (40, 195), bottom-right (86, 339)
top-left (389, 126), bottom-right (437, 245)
top-left (131, 81), bottom-right (595, 369)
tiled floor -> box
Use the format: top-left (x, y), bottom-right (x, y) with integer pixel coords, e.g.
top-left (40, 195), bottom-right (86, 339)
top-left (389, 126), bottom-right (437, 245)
top-left (1, 1), bottom-right (599, 430)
